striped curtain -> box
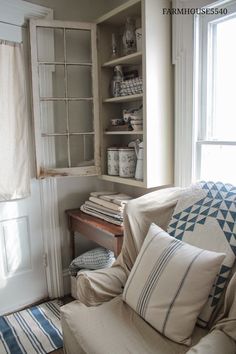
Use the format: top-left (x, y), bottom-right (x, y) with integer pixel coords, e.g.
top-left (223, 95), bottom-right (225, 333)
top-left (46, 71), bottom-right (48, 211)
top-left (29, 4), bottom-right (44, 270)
top-left (0, 40), bottom-right (30, 200)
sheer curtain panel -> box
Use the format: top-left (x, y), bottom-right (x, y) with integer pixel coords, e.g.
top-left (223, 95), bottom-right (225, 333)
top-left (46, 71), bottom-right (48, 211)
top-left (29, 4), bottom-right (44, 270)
top-left (0, 41), bottom-right (30, 200)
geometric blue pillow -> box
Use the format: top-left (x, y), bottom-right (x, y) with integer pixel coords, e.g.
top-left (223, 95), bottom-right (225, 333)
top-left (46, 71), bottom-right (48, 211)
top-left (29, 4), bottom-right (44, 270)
top-left (167, 181), bottom-right (236, 327)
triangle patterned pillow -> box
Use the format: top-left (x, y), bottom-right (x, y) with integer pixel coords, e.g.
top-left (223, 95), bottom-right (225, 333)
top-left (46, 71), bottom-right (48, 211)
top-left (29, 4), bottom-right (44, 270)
top-left (167, 181), bottom-right (236, 327)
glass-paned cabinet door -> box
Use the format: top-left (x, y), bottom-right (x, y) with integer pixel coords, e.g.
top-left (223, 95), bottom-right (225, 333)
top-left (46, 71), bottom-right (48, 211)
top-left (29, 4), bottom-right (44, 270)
top-left (30, 19), bottom-right (100, 178)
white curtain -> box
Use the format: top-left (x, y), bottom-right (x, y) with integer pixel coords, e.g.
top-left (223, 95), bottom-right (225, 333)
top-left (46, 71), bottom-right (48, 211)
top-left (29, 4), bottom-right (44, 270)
top-left (0, 41), bottom-right (30, 201)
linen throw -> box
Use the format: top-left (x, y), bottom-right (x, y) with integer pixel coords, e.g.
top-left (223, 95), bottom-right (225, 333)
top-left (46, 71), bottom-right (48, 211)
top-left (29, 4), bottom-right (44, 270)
top-left (167, 181), bottom-right (236, 327)
top-left (0, 41), bottom-right (30, 200)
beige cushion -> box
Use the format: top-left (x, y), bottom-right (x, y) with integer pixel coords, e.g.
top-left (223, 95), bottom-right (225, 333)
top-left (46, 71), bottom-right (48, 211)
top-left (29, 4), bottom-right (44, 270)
top-left (123, 223), bottom-right (225, 345)
top-left (61, 296), bottom-right (208, 354)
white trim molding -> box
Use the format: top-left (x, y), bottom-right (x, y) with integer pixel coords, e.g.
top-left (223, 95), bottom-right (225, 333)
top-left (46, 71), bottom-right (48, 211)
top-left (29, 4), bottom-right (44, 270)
top-left (172, 0), bottom-right (195, 187)
top-left (172, 0), bottom-right (218, 187)
top-left (172, 0), bottom-right (225, 186)
top-left (40, 178), bottom-right (64, 298)
top-left (0, 0), bottom-right (53, 42)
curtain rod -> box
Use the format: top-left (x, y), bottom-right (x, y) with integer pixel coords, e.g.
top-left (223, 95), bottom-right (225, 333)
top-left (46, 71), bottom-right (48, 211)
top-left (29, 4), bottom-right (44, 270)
top-left (0, 20), bottom-right (27, 28)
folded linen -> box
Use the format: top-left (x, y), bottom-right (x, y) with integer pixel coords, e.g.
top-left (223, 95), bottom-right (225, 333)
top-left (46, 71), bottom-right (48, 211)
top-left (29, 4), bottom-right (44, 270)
top-left (81, 204), bottom-right (123, 226)
top-left (89, 196), bottom-right (124, 212)
top-left (90, 192), bottom-right (133, 206)
top-left (85, 201), bottom-right (123, 219)
top-left (90, 191), bottom-right (118, 198)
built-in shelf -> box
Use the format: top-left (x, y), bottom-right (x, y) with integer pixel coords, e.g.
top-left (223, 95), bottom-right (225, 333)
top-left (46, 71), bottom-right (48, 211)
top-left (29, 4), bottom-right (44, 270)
top-left (102, 51), bottom-right (142, 67)
top-left (38, 61), bottom-right (92, 66)
top-left (104, 131), bottom-right (143, 135)
top-left (103, 93), bottom-right (143, 103)
top-left (100, 174), bottom-right (144, 187)
top-left (40, 97), bottom-right (93, 101)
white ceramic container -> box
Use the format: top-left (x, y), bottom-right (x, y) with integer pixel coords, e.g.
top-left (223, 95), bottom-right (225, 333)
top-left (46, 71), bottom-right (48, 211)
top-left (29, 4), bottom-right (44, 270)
top-left (135, 141), bottom-right (143, 180)
top-left (135, 28), bottom-right (142, 52)
top-left (119, 148), bottom-right (136, 178)
top-left (107, 147), bottom-right (119, 175)
top-left (131, 123), bottom-right (143, 131)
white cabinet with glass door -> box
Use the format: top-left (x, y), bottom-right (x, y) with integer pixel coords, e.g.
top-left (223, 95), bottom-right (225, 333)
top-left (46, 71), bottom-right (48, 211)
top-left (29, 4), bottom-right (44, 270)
top-left (30, 0), bottom-right (173, 188)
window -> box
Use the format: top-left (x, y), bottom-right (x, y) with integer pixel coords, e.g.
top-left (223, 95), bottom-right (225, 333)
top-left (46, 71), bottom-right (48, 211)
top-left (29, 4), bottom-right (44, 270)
top-left (194, 1), bottom-right (236, 184)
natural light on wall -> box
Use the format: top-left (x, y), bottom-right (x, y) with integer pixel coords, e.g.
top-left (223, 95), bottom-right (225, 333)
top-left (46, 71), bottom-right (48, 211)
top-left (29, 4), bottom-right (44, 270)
top-left (196, 6), bottom-right (236, 185)
top-left (211, 17), bottom-right (236, 140)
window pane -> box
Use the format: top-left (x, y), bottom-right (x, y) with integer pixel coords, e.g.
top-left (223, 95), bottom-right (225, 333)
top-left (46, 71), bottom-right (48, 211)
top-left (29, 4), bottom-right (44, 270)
top-left (40, 101), bottom-right (67, 134)
top-left (200, 144), bottom-right (236, 184)
top-left (66, 29), bottom-right (91, 63)
top-left (209, 17), bottom-right (236, 140)
top-left (68, 101), bottom-right (93, 133)
top-left (42, 136), bottom-right (69, 168)
top-left (39, 64), bottom-right (65, 98)
top-left (37, 27), bottom-right (64, 62)
top-left (69, 135), bottom-right (94, 167)
top-left (67, 65), bottom-right (92, 98)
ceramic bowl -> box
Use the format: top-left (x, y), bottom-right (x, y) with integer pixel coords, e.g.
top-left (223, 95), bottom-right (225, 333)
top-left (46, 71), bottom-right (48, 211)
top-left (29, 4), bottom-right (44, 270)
top-left (129, 113), bottom-right (142, 121)
top-left (131, 123), bottom-right (143, 131)
top-left (130, 119), bottom-right (143, 124)
top-left (111, 118), bottom-right (124, 126)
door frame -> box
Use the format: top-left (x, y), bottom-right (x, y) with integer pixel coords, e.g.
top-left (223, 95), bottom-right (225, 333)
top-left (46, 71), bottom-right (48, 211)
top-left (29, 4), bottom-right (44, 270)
top-left (0, 0), bottom-right (64, 298)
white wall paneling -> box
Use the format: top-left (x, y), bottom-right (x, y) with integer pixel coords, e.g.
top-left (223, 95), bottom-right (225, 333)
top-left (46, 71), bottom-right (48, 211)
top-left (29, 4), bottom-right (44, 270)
top-left (0, 217), bottom-right (31, 277)
top-left (40, 178), bottom-right (63, 298)
top-left (172, 0), bottom-right (195, 187)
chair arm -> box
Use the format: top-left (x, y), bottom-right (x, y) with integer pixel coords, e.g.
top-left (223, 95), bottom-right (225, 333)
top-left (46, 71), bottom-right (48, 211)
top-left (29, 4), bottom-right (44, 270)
top-left (73, 263), bottom-right (128, 306)
top-left (186, 330), bottom-right (236, 354)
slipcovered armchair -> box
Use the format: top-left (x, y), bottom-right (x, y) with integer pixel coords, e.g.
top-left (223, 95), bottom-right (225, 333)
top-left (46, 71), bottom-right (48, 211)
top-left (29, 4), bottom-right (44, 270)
top-left (61, 184), bottom-right (236, 354)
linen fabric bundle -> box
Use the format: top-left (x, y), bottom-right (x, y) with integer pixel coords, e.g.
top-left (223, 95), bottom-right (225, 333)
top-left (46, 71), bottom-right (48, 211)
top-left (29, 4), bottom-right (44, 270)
top-left (123, 223), bottom-right (225, 345)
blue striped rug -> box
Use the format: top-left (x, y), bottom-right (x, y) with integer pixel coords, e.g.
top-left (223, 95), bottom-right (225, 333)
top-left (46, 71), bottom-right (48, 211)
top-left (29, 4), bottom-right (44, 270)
top-left (0, 300), bottom-right (63, 354)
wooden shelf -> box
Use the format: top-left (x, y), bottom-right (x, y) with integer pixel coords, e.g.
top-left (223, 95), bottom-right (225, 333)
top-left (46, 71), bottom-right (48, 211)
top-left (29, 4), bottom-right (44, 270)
top-left (38, 61), bottom-right (92, 66)
top-left (102, 52), bottom-right (142, 67)
top-left (100, 174), bottom-right (144, 187)
top-left (104, 131), bottom-right (143, 135)
top-left (96, 0), bottom-right (141, 26)
top-left (103, 94), bottom-right (143, 103)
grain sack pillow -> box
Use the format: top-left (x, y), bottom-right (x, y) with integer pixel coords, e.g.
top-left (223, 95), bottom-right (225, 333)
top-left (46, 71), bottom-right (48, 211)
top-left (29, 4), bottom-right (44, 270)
top-left (69, 247), bottom-right (115, 276)
top-left (122, 223), bottom-right (225, 345)
top-left (167, 181), bottom-right (236, 327)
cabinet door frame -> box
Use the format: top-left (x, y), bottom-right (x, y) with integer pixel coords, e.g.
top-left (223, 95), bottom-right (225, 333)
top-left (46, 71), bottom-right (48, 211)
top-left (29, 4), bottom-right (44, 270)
top-left (30, 19), bottom-right (100, 178)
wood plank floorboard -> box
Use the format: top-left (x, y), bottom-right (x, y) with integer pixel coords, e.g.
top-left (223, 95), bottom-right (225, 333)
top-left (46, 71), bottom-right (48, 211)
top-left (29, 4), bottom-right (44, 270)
top-left (51, 349), bottom-right (64, 353)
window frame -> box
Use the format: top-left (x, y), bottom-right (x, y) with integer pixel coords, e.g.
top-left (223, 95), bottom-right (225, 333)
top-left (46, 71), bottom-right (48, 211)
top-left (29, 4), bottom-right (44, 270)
top-left (193, 0), bottom-right (236, 181)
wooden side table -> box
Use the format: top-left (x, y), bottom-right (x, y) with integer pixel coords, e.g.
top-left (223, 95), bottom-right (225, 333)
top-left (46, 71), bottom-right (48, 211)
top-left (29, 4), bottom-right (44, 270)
top-left (66, 209), bottom-right (124, 258)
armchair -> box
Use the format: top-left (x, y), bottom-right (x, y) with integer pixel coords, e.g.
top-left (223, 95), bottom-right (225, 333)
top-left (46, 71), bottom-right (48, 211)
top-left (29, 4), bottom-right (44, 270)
top-left (61, 185), bottom-right (236, 354)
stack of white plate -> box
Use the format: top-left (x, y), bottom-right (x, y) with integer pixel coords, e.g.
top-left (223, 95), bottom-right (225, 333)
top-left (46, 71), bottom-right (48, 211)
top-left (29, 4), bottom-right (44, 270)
top-left (130, 113), bottom-right (143, 131)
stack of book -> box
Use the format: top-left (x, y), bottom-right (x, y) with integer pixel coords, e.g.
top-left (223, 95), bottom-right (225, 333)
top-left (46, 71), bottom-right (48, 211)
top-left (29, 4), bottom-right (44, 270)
top-left (80, 191), bottom-right (133, 226)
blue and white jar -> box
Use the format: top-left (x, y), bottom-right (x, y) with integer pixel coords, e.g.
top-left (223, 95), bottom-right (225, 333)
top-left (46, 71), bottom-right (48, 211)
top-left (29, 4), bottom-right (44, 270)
top-left (119, 147), bottom-right (136, 178)
top-left (107, 147), bottom-right (119, 176)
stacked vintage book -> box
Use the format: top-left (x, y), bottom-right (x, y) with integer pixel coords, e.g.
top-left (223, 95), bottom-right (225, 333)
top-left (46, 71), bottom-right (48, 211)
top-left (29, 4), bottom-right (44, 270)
top-left (80, 191), bottom-right (133, 226)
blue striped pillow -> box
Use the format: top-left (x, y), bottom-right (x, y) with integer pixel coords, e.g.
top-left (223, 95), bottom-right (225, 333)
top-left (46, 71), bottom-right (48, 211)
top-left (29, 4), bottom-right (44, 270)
top-left (123, 223), bottom-right (225, 345)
